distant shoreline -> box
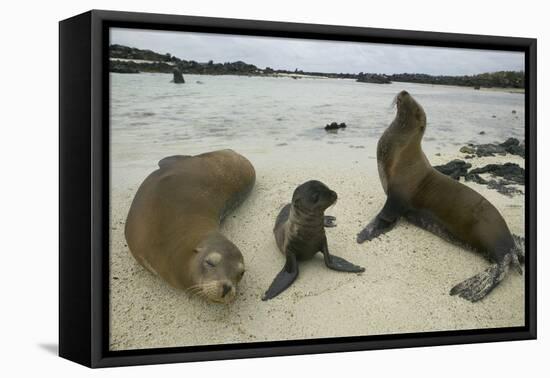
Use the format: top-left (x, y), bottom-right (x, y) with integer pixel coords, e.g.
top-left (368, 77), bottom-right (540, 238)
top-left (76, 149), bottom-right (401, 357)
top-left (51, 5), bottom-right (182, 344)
top-left (109, 44), bottom-right (525, 90)
top-left (110, 68), bottom-right (525, 93)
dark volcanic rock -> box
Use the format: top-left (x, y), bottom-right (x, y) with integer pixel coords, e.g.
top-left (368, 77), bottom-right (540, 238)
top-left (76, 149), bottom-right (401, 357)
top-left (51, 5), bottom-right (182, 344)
top-left (474, 143), bottom-right (507, 156)
top-left (468, 162), bottom-right (524, 185)
top-left (500, 138), bottom-right (525, 158)
top-left (464, 162), bottom-right (524, 197)
top-left (173, 69), bottom-right (185, 84)
top-left (109, 60), bottom-right (140, 74)
top-left (500, 137), bottom-right (519, 148)
top-left (465, 173), bottom-right (523, 196)
top-left (460, 146), bottom-right (475, 154)
top-left (459, 137), bottom-right (524, 158)
top-left (356, 73), bottom-right (391, 84)
top-left (325, 122), bottom-right (347, 131)
top-left (435, 158), bottom-right (524, 197)
top-left (433, 159), bottom-right (472, 180)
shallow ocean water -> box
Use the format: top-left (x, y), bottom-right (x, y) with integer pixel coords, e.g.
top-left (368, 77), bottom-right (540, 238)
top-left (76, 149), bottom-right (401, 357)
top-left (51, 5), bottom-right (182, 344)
top-left (110, 73), bottom-right (525, 164)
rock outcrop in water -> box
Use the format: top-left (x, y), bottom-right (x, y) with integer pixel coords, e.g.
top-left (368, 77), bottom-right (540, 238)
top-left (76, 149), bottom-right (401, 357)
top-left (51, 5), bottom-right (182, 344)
top-left (173, 69), bottom-right (185, 84)
top-left (325, 122), bottom-right (347, 131)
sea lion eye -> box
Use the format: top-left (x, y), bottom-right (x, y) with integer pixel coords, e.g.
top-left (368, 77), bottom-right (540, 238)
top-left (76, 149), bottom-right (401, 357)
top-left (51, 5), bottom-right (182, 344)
top-left (311, 193), bottom-right (319, 202)
top-left (204, 252), bottom-right (222, 267)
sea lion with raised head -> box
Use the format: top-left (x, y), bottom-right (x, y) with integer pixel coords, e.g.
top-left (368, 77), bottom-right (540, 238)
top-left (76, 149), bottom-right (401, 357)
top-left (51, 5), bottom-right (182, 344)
top-left (263, 180), bottom-right (365, 300)
top-left (125, 149), bottom-right (255, 304)
top-left (356, 90), bottom-right (523, 302)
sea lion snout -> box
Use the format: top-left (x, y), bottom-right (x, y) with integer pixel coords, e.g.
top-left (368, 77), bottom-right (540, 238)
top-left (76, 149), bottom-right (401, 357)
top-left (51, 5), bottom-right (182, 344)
top-left (394, 90), bottom-right (409, 107)
top-left (393, 91), bottom-right (427, 132)
top-left (222, 283), bottom-right (232, 297)
top-left (398, 90), bottom-right (409, 98)
top-left (198, 279), bottom-right (237, 304)
top-left (217, 281), bottom-right (237, 303)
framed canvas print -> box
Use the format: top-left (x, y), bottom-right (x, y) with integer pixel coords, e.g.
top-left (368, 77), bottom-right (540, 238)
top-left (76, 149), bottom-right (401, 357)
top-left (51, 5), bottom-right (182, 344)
top-left (59, 10), bottom-right (537, 368)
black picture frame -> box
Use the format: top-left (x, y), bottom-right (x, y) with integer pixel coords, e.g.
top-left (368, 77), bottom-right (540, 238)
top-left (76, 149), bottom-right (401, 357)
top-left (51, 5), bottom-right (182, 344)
top-left (59, 9), bottom-right (537, 368)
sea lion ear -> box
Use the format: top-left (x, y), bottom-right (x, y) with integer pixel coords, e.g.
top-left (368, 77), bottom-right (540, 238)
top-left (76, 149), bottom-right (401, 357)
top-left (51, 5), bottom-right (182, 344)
top-left (194, 246), bottom-right (206, 254)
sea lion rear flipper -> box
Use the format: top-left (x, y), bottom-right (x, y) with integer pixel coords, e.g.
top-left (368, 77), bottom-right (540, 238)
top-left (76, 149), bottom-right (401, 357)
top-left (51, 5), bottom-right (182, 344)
top-left (324, 215), bottom-right (337, 228)
top-left (450, 252), bottom-right (517, 302)
top-left (262, 253), bottom-right (298, 301)
top-left (357, 195), bottom-right (403, 243)
top-left (158, 155), bottom-right (191, 169)
top-left (322, 239), bottom-right (365, 273)
top-left (512, 234), bottom-right (525, 264)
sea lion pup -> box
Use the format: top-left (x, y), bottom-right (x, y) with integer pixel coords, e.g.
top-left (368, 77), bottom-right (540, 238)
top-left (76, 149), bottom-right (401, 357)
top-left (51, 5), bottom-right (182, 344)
top-left (125, 150), bottom-right (255, 304)
top-left (263, 180), bottom-right (365, 301)
top-left (356, 90), bottom-right (523, 302)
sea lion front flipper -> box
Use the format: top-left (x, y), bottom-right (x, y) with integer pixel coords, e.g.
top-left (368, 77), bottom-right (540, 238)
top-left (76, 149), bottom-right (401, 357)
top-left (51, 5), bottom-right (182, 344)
top-left (322, 239), bottom-right (365, 273)
top-left (262, 253), bottom-right (299, 301)
top-left (324, 215), bottom-right (337, 228)
top-left (357, 195), bottom-right (404, 243)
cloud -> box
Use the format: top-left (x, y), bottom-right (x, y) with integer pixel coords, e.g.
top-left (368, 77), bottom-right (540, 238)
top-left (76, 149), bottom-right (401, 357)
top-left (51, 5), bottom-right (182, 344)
top-left (111, 28), bottom-right (524, 76)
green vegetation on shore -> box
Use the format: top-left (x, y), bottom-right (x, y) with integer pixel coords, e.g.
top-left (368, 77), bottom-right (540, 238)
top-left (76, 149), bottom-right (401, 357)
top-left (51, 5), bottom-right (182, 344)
top-left (109, 44), bottom-right (524, 89)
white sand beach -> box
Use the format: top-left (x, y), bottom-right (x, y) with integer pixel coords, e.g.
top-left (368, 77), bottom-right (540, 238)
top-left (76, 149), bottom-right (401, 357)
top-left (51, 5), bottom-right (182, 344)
top-left (109, 74), bottom-right (525, 351)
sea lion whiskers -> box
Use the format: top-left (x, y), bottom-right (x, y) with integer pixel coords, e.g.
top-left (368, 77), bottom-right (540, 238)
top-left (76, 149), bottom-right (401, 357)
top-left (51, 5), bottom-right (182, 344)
top-left (390, 93), bottom-right (399, 109)
top-left (185, 284), bottom-right (205, 299)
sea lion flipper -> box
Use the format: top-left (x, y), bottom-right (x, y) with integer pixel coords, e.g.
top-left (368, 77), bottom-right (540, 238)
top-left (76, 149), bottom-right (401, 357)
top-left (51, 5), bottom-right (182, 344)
top-left (356, 216), bottom-right (395, 243)
top-left (324, 215), bottom-right (337, 228)
top-left (449, 260), bottom-right (510, 302)
top-left (357, 195), bottom-right (403, 243)
top-left (357, 194), bottom-right (403, 243)
top-left (158, 155), bottom-right (191, 168)
top-left (321, 239), bottom-right (365, 272)
top-left (262, 253), bottom-right (298, 301)
top-left (324, 254), bottom-right (365, 273)
top-left (512, 234), bottom-right (525, 264)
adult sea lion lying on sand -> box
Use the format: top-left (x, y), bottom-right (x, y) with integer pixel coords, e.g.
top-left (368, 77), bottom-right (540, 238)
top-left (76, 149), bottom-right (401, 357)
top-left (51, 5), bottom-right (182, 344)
top-left (263, 180), bottom-right (365, 300)
top-left (125, 150), bottom-right (255, 304)
top-left (357, 90), bottom-right (524, 302)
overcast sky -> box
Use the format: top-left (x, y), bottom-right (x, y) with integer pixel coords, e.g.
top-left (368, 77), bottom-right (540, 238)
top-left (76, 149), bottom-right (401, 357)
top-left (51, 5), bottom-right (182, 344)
top-left (111, 28), bottom-right (524, 76)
